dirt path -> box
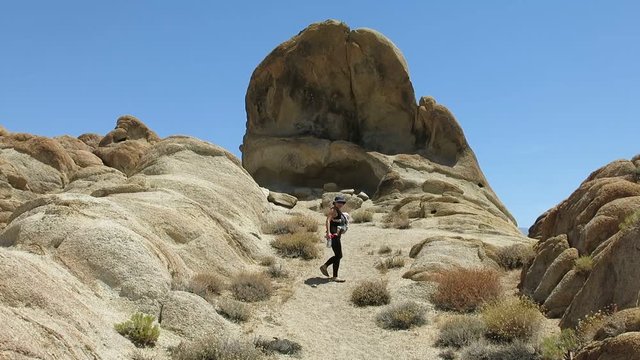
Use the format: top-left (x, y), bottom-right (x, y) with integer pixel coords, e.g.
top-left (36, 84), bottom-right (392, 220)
top-left (250, 222), bottom-right (444, 360)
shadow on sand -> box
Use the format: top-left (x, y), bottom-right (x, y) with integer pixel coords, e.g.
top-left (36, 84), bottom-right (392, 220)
top-left (304, 277), bottom-right (332, 287)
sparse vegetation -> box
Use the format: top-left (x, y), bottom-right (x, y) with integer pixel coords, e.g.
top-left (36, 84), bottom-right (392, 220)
top-left (376, 301), bottom-right (427, 330)
top-left (436, 315), bottom-right (486, 349)
top-left (461, 341), bottom-right (538, 360)
top-left (131, 350), bottom-right (155, 360)
top-left (271, 232), bottom-right (320, 259)
top-left (171, 336), bottom-right (264, 360)
top-left (438, 349), bottom-right (457, 360)
top-left (351, 208), bottom-right (374, 223)
top-left (619, 209), bottom-right (640, 230)
top-left (265, 263), bottom-right (289, 278)
top-left (575, 309), bottom-right (614, 347)
top-left (230, 272), bottom-right (273, 302)
top-left (375, 256), bottom-right (406, 272)
top-left (538, 329), bottom-right (579, 360)
top-left (217, 299), bottom-right (251, 323)
top-left (378, 245), bottom-right (392, 254)
top-left (255, 337), bottom-right (302, 356)
top-left (351, 279), bottom-right (391, 307)
top-left (263, 214), bottom-right (319, 234)
top-left (496, 244), bottom-right (535, 270)
top-left (431, 267), bottom-right (502, 312)
top-left (574, 255), bottom-right (594, 274)
top-left (189, 272), bottom-right (225, 299)
top-left (258, 256), bottom-right (276, 266)
top-left (382, 211), bottom-right (411, 229)
top-left (481, 297), bottom-right (544, 343)
top-left (114, 313), bottom-right (160, 348)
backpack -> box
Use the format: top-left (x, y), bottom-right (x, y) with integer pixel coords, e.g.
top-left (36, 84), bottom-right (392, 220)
top-left (336, 208), bottom-right (349, 234)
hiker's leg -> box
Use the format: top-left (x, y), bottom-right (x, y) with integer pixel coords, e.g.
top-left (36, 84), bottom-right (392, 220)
top-left (332, 236), bottom-right (342, 277)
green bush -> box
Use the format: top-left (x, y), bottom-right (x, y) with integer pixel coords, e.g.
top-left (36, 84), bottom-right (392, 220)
top-left (271, 232), bottom-right (320, 260)
top-left (171, 336), bottom-right (264, 360)
top-left (574, 256), bottom-right (594, 274)
top-left (538, 329), bottom-right (579, 360)
top-left (351, 280), bottom-right (391, 307)
top-left (496, 244), bottom-right (535, 270)
top-left (230, 272), bottom-right (273, 302)
top-left (376, 301), bottom-right (427, 330)
top-left (351, 208), bottom-right (374, 223)
top-left (431, 267), bottom-right (502, 312)
top-left (217, 299), bottom-right (251, 323)
top-left (255, 337), bottom-right (302, 355)
top-left (460, 341), bottom-right (539, 360)
top-left (114, 313), bottom-right (160, 348)
top-left (481, 297), bottom-right (544, 343)
top-left (436, 315), bottom-right (486, 349)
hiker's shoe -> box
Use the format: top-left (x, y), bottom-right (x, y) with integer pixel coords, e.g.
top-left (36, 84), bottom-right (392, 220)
top-left (333, 278), bottom-right (346, 283)
top-left (320, 265), bottom-right (329, 277)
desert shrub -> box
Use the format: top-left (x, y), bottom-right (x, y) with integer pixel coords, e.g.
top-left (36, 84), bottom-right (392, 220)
top-left (620, 209), bottom-right (640, 230)
top-left (575, 309), bottom-right (614, 346)
top-left (265, 263), bottom-right (289, 278)
top-left (375, 256), bottom-right (406, 272)
top-left (230, 272), bottom-right (273, 302)
top-left (481, 297), bottom-right (544, 343)
top-left (351, 280), bottom-right (391, 307)
top-left (382, 211), bottom-right (411, 229)
top-left (461, 340), bottom-right (539, 360)
top-left (574, 255), bottom-right (594, 274)
top-left (438, 349), bottom-right (457, 360)
top-left (538, 329), bottom-right (579, 360)
top-left (263, 214), bottom-right (318, 234)
top-left (255, 337), bottom-right (302, 355)
top-left (271, 232), bottom-right (320, 260)
top-left (436, 315), bottom-right (487, 349)
top-left (114, 313), bottom-right (160, 348)
top-left (217, 299), bottom-right (251, 323)
top-left (376, 301), bottom-right (427, 330)
top-left (171, 336), bottom-right (264, 360)
top-left (431, 267), bottom-right (502, 312)
top-left (496, 244), bottom-right (534, 270)
top-left (190, 273), bottom-right (225, 298)
top-left (351, 208), bottom-right (374, 223)
top-left (131, 350), bottom-right (155, 360)
top-left (258, 256), bottom-right (276, 266)
top-left (378, 245), bottom-right (392, 254)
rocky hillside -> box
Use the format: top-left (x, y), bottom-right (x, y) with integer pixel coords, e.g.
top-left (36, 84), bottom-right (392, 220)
top-left (521, 155), bottom-right (640, 358)
top-left (242, 20), bottom-right (531, 280)
top-left (0, 118), bottom-right (271, 358)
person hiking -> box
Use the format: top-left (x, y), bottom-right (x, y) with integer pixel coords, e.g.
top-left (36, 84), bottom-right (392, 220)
top-left (320, 195), bottom-right (348, 282)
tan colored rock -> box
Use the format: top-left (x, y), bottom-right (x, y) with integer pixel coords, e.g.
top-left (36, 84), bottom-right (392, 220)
top-left (520, 234), bottom-right (570, 296)
top-left (94, 139), bottom-right (150, 175)
top-left (575, 332), bottom-right (640, 360)
top-left (322, 192), bottom-right (363, 211)
top-left (78, 133), bottom-right (103, 149)
top-left (544, 270), bottom-right (589, 318)
top-left (533, 247), bottom-right (579, 303)
top-left (99, 114), bottom-right (160, 146)
top-left (594, 308), bottom-right (640, 341)
top-left (268, 191), bottom-right (298, 208)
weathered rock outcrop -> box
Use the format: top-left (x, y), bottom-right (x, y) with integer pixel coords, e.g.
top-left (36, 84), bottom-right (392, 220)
top-left (242, 20), bottom-right (531, 279)
top-left (521, 156), bottom-right (640, 328)
top-left (0, 119), bottom-right (271, 358)
top-left (576, 308), bottom-right (640, 360)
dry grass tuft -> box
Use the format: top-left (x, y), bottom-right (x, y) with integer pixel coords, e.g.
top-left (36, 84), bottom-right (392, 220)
top-left (271, 232), bottom-right (320, 260)
top-left (217, 299), bottom-right (251, 323)
top-left (460, 340), bottom-right (538, 360)
top-left (376, 301), bottom-right (427, 330)
top-left (382, 211), bottom-right (411, 229)
top-left (258, 256), bottom-right (276, 266)
top-left (351, 208), bottom-right (374, 223)
top-left (190, 273), bottom-right (225, 299)
top-left (574, 255), bottom-right (594, 274)
top-left (263, 214), bottom-right (319, 234)
top-left (171, 336), bottom-right (264, 360)
top-left (436, 315), bottom-right (486, 349)
top-left (431, 267), bottom-right (502, 312)
top-left (255, 337), bottom-right (302, 356)
top-left (481, 297), bottom-right (544, 343)
top-left (496, 244), bottom-right (534, 270)
top-left (230, 272), bottom-right (273, 302)
top-left (375, 256), bottom-right (406, 272)
top-left (114, 313), bottom-right (160, 348)
top-left (351, 279), bottom-right (391, 307)
top-left (378, 245), bottom-right (392, 255)
top-left (265, 263), bottom-right (289, 278)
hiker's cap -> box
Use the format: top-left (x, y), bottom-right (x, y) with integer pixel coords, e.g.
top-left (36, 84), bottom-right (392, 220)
top-left (334, 195), bottom-right (347, 204)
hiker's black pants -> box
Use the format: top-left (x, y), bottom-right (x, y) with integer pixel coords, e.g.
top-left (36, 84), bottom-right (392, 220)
top-left (324, 235), bottom-right (342, 277)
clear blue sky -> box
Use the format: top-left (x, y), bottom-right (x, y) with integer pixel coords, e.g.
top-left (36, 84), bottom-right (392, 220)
top-left (1, 1), bottom-right (638, 228)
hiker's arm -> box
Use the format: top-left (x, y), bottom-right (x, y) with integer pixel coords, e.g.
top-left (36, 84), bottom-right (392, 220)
top-left (325, 209), bottom-right (334, 237)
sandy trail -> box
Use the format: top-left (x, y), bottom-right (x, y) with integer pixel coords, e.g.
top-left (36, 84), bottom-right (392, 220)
top-left (251, 222), bottom-right (444, 360)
